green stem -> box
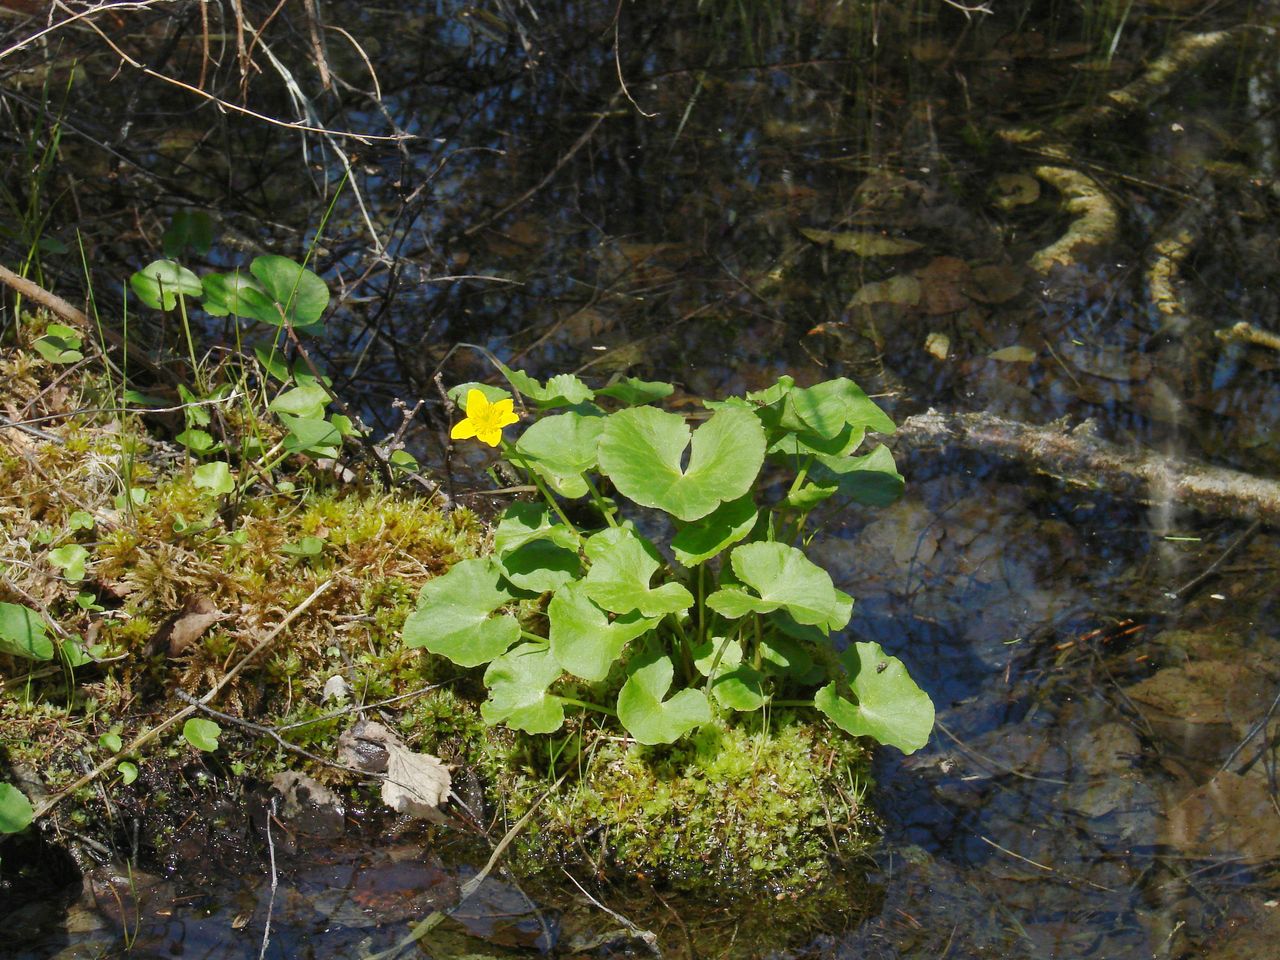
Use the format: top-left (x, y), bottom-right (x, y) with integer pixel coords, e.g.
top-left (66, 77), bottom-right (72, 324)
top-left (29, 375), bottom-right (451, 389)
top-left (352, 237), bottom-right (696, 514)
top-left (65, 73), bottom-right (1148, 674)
top-left (696, 565), bottom-right (706, 647)
top-left (520, 630), bottom-right (547, 644)
top-left (670, 617), bottom-right (695, 683)
top-left (503, 444), bottom-right (579, 534)
top-left (752, 614), bottom-right (763, 671)
top-left (581, 473), bottom-right (618, 528)
top-left (559, 697), bottom-right (617, 717)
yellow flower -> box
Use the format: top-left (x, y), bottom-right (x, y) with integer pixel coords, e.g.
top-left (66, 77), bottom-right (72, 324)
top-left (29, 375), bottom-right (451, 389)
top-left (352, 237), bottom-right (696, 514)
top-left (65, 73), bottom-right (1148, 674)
top-left (450, 388), bottom-right (518, 447)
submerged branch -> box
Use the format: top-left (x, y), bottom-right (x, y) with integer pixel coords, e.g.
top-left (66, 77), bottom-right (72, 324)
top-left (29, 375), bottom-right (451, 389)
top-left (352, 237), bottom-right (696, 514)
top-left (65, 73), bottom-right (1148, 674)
top-left (896, 410), bottom-right (1280, 527)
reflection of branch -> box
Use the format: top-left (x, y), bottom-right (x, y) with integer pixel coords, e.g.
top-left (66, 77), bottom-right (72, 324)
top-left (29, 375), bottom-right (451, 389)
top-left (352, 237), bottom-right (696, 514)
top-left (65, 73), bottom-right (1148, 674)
top-left (896, 409), bottom-right (1280, 527)
top-left (77, 12), bottom-right (407, 142)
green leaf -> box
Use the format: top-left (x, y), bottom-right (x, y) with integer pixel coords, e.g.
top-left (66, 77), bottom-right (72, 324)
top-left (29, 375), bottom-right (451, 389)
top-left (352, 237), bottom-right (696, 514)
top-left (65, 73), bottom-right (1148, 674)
top-left (117, 761), bottom-right (139, 786)
top-left (254, 345), bottom-right (291, 382)
top-left (671, 495), bottom-right (758, 567)
top-left (690, 637), bottom-right (765, 711)
top-left (583, 527), bottom-right (692, 617)
top-left (548, 580), bottom-right (659, 681)
top-left (162, 209), bottom-right (215, 258)
top-left (60, 639), bottom-right (93, 666)
top-left (403, 559), bottom-right (520, 667)
top-left (178, 383), bottom-right (211, 426)
top-left (481, 642), bottom-right (565, 734)
top-left (809, 444), bottom-right (904, 507)
top-left (706, 542), bottom-right (851, 632)
top-left (757, 628), bottom-right (815, 679)
top-left (0, 604), bottom-right (52, 665)
top-left (595, 377), bottom-right (674, 405)
top-left (598, 406), bottom-right (766, 522)
top-left (814, 642), bottom-right (934, 754)
top-left (201, 272), bottom-right (277, 323)
top-left (33, 324), bottom-right (83, 364)
top-left (278, 414), bottom-right (341, 455)
top-left (175, 428), bottom-right (219, 454)
top-left (250, 255), bottom-right (330, 329)
top-left (99, 732), bottom-right (123, 752)
top-left (268, 384), bottom-right (330, 420)
top-left (616, 649), bottom-right (710, 745)
top-left (48, 543), bottom-right (89, 581)
top-left (0, 783), bottom-right (34, 833)
top-left (280, 536), bottom-right (325, 557)
top-left (495, 362), bottom-right (595, 409)
top-left (182, 717), bottom-right (222, 752)
top-left (493, 502), bottom-right (580, 592)
top-left (512, 411), bottom-right (605, 499)
top-left (448, 382), bottom-right (512, 409)
top-left (68, 510), bottom-right (95, 532)
top-left (130, 260), bottom-right (203, 310)
top-left (192, 461), bottom-right (235, 497)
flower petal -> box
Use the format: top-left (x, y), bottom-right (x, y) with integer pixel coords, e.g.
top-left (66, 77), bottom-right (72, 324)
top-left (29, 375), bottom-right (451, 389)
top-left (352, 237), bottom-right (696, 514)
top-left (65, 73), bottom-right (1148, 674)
top-left (476, 426), bottom-right (502, 446)
top-left (451, 419), bottom-right (477, 440)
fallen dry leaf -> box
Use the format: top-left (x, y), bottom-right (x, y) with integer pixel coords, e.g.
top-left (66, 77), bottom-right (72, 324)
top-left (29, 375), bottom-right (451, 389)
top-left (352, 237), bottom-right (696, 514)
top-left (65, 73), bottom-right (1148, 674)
top-left (337, 720), bottom-right (452, 822)
top-left (148, 595), bottom-right (225, 657)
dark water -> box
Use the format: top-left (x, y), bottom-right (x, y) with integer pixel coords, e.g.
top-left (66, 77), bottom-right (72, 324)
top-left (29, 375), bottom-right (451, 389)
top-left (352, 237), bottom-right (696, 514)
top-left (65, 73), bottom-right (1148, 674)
top-left (5, 1), bottom-right (1280, 956)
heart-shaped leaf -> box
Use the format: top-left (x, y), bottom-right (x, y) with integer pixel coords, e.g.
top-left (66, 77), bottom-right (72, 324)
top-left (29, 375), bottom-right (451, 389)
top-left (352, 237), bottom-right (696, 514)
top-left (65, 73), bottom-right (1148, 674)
top-left (671, 495), bottom-right (757, 567)
top-left (130, 260), bottom-right (203, 310)
top-left (192, 461), bottom-right (235, 497)
top-left (0, 602), bottom-right (53, 660)
top-left (809, 444), bottom-right (904, 507)
top-left (201, 272), bottom-right (277, 323)
top-left (33, 324), bottom-right (83, 364)
top-left (548, 580), bottom-right (660, 681)
top-left (583, 527), bottom-right (693, 617)
top-left (278, 414), bottom-right (341, 455)
top-left (616, 649), bottom-right (711, 744)
top-left (0, 783), bottom-right (34, 833)
top-left (814, 642), bottom-right (935, 754)
top-left (691, 638), bottom-right (765, 711)
top-left (512, 411), bottom-right (605, 498)
top-left (493, 502), bottom-right (580, 592)
top-left (403, 558), bottom-right (520, 667)
top-left (447, 382), bottom-right (512, 409)
top-left (268, 385), bottom-right (330, 420)
top-left (595, 377), bottom-right (674, 405)
top-left (48, 544), bottom-right (89, 582)
top-left (598, 406), bottom-right (765, 521)
top-left (481, 642), bottom-right (566, 734)
top-left (496, 362), bottom-right (595, 408)
top-left (182, 717), bottom-right (222, 752)
top-left (250, 255), bottom-right (329, 329)
top-left (706, 541), bottom-right (851, 632)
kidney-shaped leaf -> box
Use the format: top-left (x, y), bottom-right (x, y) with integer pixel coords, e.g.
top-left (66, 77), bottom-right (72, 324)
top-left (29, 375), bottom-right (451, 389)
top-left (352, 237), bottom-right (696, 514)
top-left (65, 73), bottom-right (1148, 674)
top-left (595, 377), bottom-right (674, 406)
top-left (481, 642), bottom-right (566, 734)
top-left (130, 260), bottom-right (203, 311)
top-left (201, 272), bottom-right (277, 323)
top-left (513, 411), bottom-right (605, 498)
top-left (496, 362), bottom-right (595, 409)
top-left (0, 783), bottom-right (34, 834)
top-left (706, 541), bottom-right (851, 632)
top-left (814, 642), bottom-right (935, 754)
top-left (403, 558), bottom-right (520, 667)
top-left (493, 502), bottom-right (580, 593)
top-left (0, 601), bottom-right (53, 660)
top-left (616, 649), bottom-right (710, 745)
top-left (250, 255), bottom-right (329, 328)
top-left (598, 406), bottom-right (765, 521)
top-left (182, 717), bottom-right (221, 752)
top-left (671, 495), bottom-right (758, 567)
top-left (691, 638), bottom-right (765, 711)
top-left (810, 444), bottom-right (904, 507)
top-left (548, 580), bottom-right (660, 681)
top-left (583, 527), bottom-right (692, 617)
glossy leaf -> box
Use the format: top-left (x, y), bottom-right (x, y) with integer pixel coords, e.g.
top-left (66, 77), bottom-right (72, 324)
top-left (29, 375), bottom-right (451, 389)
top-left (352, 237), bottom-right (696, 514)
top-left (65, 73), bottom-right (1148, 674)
top-left (278, 414), bottom-right (341, 455)
top-left (595, 377), bottom-right (674, 405)
top-left (496, 362), bottom-right (594, 408)
top-left (583, 527), bottom-right (693, 617)
top-left (691, 638), bottom-right (765, 711)
top-left (671, 495), bottom-right (757, 567)
top-left (493, 502), bottom-right (580, 592)
top-left (0, 602), bottom-right (53, 660)
top-left (192, 461), bottom-right (235, 497)
top-left (268, 385), bottom-right (330, 420)
top-left (548, 580), bottom-right (660, 681)
top-left (250, 255), bottom-right (329, 328)
top-left (809, 444), bottom-right (905, 507)
top-left (0, 784), bottom-right (33, 833)
top-left (130, 260), bottom-right (203, 310)
top-left (182, 717), bottom-right (222, 752)
top-left (481, 642), bottom-right (565, 734)
top-left (403, 559), bottom-right (520, 667)
top-left (598, 405), bottom-right (765, 521)
top-left (512, 411), bottom-right (604, 498)
top-left (201, 272), bottom-right (277, 322)
top-left (616, 649), bottom-right (711, 745)
top-left (707, 541), bottom-right (851, 632)
top-left (814, 642), bottom-right (934, 754)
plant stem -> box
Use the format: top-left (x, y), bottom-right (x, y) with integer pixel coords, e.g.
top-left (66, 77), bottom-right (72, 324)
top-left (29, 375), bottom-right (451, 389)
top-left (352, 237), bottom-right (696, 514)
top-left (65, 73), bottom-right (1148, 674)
top-left (670, 617), bottom-right (695, 683)
top-left (520, 630), bottom-right (547, 644)
top-left (504, 444), bottom-right (579, 534)
top-left (559, 696), bottom-right (616, 717)
top-left (581, 473), bottom-right (618, 528)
